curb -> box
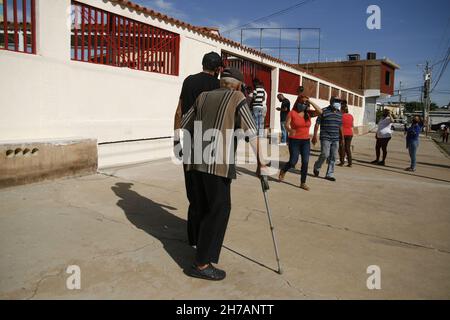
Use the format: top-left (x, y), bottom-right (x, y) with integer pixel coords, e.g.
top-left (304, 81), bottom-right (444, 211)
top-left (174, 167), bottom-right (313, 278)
top-left (430, 137), bottom-right (450, 160)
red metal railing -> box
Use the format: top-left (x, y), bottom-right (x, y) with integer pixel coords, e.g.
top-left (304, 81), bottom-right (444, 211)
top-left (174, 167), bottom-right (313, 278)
top-left (71, 1), bottom-right (180, 76)
top-left (0, 0), bottom-right (36, 54)
top-left (222, 52), bottom-right (272, 128)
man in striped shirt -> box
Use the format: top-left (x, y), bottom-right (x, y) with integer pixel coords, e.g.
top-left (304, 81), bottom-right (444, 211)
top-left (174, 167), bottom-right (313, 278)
top-left (252, 79), bottom-right (267, 137)
top-left (180, 67), bottom-right (266, 281)
top-left (312, 96), bottom-right (344, 181)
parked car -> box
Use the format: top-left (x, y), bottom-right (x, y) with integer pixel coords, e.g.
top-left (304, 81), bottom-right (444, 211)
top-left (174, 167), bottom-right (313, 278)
top-left (431, 121), bottom-right (450, 131)
top-left (391, 119), bottom-right (407, 131)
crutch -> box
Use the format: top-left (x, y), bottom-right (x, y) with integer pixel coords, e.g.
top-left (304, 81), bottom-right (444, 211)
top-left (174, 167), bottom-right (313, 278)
top-left (260, 175), bottom-right (283, 275)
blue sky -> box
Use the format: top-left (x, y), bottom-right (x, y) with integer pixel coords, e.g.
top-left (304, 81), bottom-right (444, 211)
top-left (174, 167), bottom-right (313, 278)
top-left (136, 0), bottom-right (450, 106)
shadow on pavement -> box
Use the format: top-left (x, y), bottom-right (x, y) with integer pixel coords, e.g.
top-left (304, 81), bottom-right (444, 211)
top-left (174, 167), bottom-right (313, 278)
top-left (354, 160), bottom-right (450, 184)
top-left (111, 182), bottom-right (195, 271)
top-left (417, 161), bottom-right (450, 169)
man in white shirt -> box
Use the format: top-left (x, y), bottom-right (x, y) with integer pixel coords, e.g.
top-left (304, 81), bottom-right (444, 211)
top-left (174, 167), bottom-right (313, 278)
top-left (371, 109), bottom-right (394, 166)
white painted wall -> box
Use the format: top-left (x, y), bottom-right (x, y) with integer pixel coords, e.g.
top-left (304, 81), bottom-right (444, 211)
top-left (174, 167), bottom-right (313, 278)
top-left (0, 0), bottom-right (366, 168)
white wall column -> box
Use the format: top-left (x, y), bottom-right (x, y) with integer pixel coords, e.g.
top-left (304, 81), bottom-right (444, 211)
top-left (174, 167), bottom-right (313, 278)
top-left (270, 67), bottom-right (280, 131)
top-left (36, 0), bottom-right (71, 60)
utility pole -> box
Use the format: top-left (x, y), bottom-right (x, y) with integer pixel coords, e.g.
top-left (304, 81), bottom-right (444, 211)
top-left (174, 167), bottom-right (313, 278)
top-left (398, 81), bottom-right (402, 118)
top-left (423, 61), bottom-right (431, 136)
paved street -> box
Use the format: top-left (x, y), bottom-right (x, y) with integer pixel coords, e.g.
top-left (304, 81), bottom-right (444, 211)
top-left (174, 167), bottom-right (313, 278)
top-left (1, 132), bottom-right (449, 299)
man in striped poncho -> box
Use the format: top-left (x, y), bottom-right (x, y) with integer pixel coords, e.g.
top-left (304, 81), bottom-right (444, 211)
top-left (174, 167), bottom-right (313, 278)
top-left (180, 67), bottom-right (267, 281)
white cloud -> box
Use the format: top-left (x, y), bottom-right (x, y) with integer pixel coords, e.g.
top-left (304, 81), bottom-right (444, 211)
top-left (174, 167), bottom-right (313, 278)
top-left (154, 0), bottom-right (173, 10)
top-left (217, 19), bottom-right (318, 44)
top-left (140, 0), bottom-right (187, 19)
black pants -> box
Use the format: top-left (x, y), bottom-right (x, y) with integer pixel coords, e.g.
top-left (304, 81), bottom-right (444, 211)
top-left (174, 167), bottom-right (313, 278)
top-left (184, 166), bottom-right (197, 246)
top-left (184, 170), bottom-right (231, 265)
top-left (375, 137), bottom-right (391, 162)
top-left (339, 136), bottom-right (353, 165)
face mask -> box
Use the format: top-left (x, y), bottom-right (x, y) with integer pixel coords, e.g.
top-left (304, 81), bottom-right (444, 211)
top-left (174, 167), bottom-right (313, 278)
top-left (297, 103), bottom-right (307, 112)
top-left (332, 102), bottom-right (341, 110)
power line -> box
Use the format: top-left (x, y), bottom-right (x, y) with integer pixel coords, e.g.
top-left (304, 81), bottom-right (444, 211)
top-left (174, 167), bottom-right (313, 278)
top-left (432, 17), bottom-right (450, 64)
top-left (431, 46), bottom-right (450, 92)
top-left (222, 0), bottom-right (316, 34)
top-left (431, 57), bottom-right (447, 68)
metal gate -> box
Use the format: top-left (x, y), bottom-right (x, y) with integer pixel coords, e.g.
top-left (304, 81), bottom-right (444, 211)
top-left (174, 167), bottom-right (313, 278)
top-left (222, 52), bottom-right (272, 128)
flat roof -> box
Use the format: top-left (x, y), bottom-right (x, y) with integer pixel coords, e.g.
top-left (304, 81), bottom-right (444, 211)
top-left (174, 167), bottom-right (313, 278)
top-left (298, 58), bottom-right (400, 69)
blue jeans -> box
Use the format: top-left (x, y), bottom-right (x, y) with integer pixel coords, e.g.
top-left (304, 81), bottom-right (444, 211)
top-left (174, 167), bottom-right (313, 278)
top-left (282, 138), bottom-right (310, 183)
top-left (407, 140), bottom-right (419, 169)
top-left (314, 139), bottom-right (338, 178)
top-left (253, 109), bottom-right (264, 137)
top-left (280, 121), bottom-right (287, 143)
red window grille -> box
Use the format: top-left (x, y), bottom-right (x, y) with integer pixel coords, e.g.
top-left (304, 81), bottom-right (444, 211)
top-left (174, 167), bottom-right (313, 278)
top-left (319, 83), bottom-right (330, 101)
top-left (278, 69), bottom-right (300, 95)
top-left (222, 52), bottom-right (272, 128)
top-left (71, 1), bottom-right (180, 76)
top-left (301, 77), bottom-right (317, 98)
top-left (0, 0), bottom-right (36, 54)
top-left (331, 87), bottom-right (339, 98)
top-left (348, 93), bottom-right (354, 105)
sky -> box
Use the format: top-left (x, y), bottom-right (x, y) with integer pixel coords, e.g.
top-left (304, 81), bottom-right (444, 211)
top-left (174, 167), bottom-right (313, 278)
top-left (135, 0), bottom-right (450, 106)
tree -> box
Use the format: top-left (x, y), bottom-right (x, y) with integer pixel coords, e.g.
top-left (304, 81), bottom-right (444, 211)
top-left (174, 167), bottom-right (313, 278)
top-left (430, 102), bottom-right (439, 111)
top-left (404, 101), bottom-right (423, 113)
top-left (404, 101), bottom-right (439, 112)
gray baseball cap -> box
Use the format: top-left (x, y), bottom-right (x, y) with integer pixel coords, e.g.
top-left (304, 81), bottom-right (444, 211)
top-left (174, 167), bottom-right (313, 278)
top-left (221, 67), bottom-right (244, 82)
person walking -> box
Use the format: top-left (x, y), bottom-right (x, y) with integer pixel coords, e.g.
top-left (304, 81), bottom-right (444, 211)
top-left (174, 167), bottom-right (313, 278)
top-left (278, 95), bottom-right (322, 190)
top-left (173, 52), bottom-right (223, 250)
top-left (252, 79), bottom-right (267, 137)
top-left (276, 94), bottom-right (291, 145)
top-left (180, 67), bottom-right (266, 281)
top-left (442, 125), bottom-right (449, 143)
top-left (371, 109), bottom-right (393, 166)
top-left (312, 96), bottom-right (344, 182)
top-left (245, 85), bottom-right (254, 109)
top-left (338, 101), bottom-right (354, 167)
top-left (405, 116), bottom-right (424, 172)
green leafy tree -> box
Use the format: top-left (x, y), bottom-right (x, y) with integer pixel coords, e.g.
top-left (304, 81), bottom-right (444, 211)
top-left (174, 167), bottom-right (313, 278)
top-left (430, 102), bottom-right (439, 111)
top-left (404, 101), bottom-right (438, 112)
top-left (404, 101), bottom-right (423, 113)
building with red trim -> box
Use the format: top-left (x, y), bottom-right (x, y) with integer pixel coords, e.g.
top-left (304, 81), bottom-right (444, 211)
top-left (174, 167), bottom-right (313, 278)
top-left (298, 53), bottom-right (400, 124)
top-left (1, 0), bottom-right (368, 186)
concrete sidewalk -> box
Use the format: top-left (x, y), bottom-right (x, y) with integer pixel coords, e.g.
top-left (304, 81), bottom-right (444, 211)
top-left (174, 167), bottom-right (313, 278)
top-left (1, 133), bottom-right (449, 299)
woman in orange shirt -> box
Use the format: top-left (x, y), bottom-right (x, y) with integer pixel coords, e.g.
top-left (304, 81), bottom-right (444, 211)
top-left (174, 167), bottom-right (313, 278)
top-left (279, 95), bottom-right (322, 190)
top-left (338, 101), bottom-right (354, 167)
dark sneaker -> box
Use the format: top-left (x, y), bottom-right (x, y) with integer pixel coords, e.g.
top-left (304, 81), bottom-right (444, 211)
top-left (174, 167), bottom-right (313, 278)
top-left (347, 164), bottom-right (352, 167)
top-left (378, 161), bottom-right (385, 166)
top-left (325, 176), bottom-right (336, 182)
top-left (188, 264), bottom-right (226, 281)
top-left (337, 162), bottom-right (344, 167)
top-left (313, 169), bottom-right (319, 177)
top-left (370, 160), bottom-right (379, 164)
